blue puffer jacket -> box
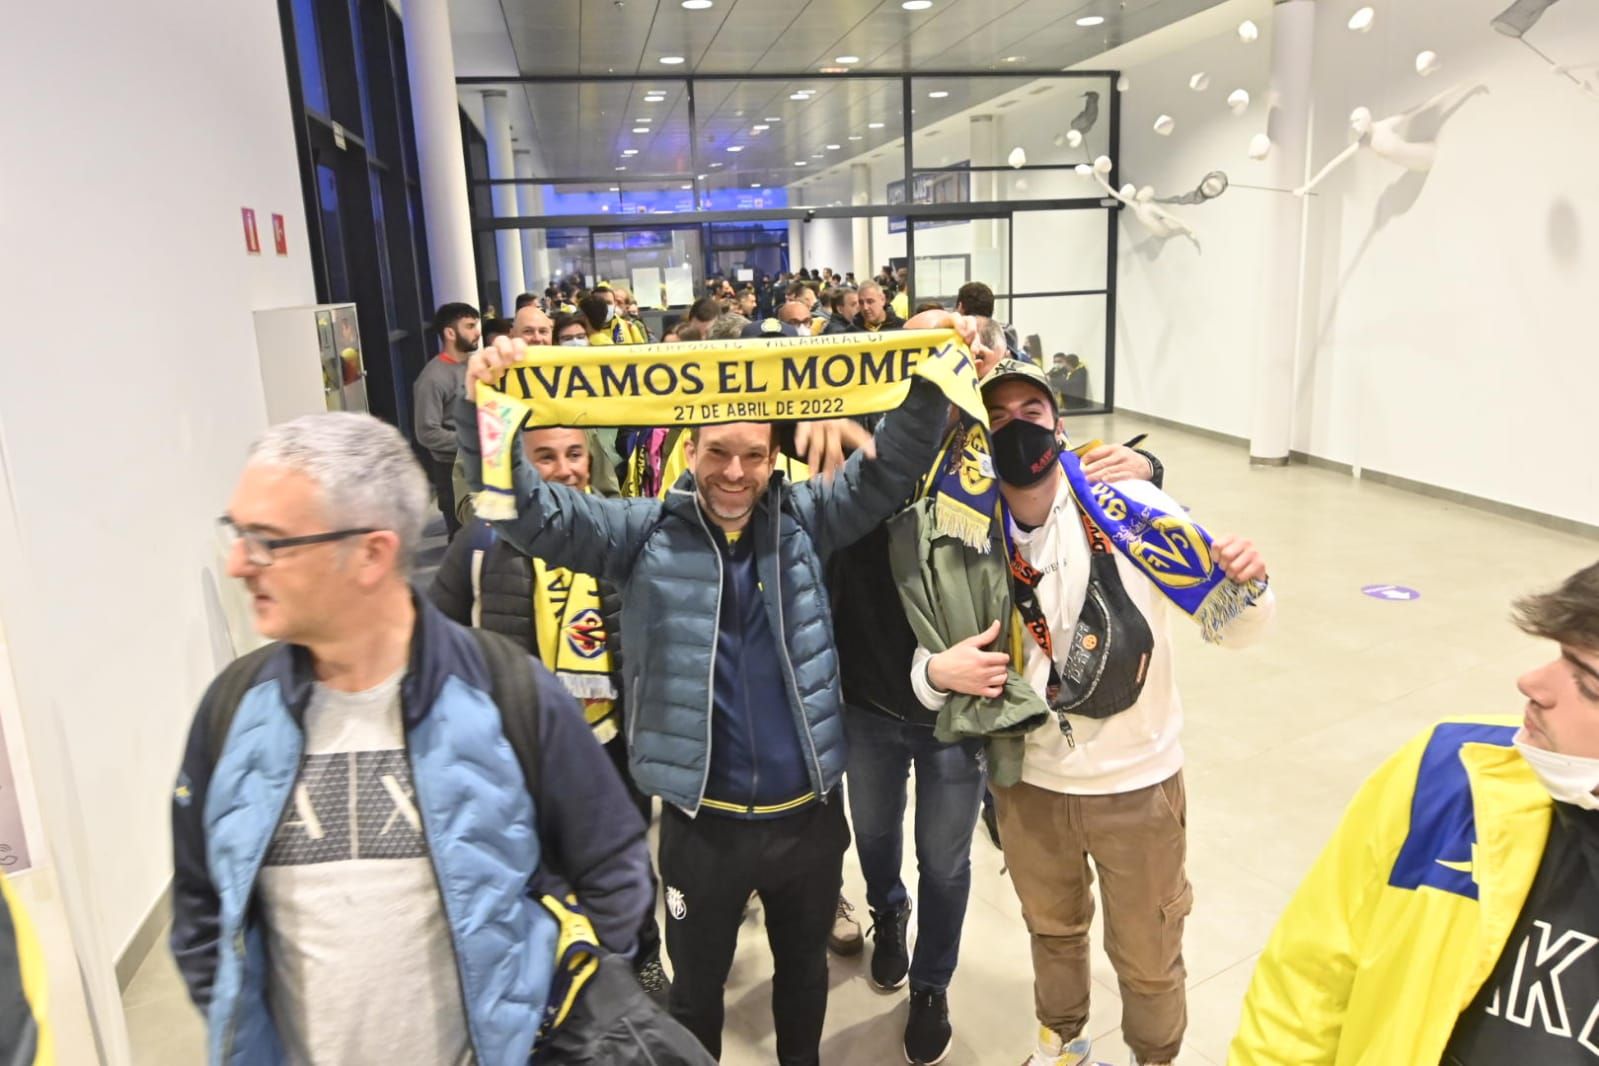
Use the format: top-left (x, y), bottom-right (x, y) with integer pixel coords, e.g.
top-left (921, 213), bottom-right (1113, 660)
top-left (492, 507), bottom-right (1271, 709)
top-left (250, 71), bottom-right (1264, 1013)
top-left (168, 596), bottom-right (652, 1065)
top-left (455, 379), bottom-right (948, 813)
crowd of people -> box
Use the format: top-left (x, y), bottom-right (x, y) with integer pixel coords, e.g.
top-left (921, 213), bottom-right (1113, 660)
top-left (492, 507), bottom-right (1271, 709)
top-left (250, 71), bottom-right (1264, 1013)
top-left (133, 275), bottom-right (1599, 1066)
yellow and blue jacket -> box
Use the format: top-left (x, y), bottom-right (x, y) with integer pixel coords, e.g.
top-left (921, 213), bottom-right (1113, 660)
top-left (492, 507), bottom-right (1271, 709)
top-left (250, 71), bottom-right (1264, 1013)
top-left (1229, 717), bottom-right (1550, 1065)
top-left (0, 872), bottom-right (52, 1064)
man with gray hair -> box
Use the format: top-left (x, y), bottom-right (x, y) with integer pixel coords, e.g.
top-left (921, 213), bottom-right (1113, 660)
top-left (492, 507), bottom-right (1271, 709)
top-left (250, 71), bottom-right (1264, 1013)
top-left (169, 412), bottom-right (653, 1065)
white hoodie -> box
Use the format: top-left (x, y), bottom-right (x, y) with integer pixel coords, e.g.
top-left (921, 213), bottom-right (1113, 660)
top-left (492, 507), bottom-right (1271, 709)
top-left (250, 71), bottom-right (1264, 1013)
top-left (911, 475), bottom-right (1276, 795)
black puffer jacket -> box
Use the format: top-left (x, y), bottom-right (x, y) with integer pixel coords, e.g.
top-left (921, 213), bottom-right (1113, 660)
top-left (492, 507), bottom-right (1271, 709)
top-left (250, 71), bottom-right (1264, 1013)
top-left (429, 518), bottom-right (626, 695)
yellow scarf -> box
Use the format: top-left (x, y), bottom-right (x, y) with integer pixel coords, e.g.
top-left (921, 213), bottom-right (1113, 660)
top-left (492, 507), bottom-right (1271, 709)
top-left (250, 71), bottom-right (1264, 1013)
top-left (476, 329), bottom-right (985, 520)
top-left (532, 554), bottom-right (617, 743)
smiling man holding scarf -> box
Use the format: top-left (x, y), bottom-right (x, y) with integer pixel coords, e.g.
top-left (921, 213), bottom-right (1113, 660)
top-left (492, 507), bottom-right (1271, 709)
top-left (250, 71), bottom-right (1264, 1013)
top-left (909, 359), bottom-right (1276, 1066)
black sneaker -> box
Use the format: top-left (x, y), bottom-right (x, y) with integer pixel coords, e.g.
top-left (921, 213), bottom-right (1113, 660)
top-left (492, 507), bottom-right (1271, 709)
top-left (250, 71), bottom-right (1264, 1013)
top-left (868, 904), bottom-right (912, 992)
top-left (634, 953), bottom-right (671, 1007)
top-left (904, 987), bottom-right (952, 1064)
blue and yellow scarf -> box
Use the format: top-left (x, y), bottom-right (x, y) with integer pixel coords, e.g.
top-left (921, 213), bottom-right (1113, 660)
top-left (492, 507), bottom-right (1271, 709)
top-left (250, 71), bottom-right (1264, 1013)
top-left (927, 426), bottom-right (1266, 643)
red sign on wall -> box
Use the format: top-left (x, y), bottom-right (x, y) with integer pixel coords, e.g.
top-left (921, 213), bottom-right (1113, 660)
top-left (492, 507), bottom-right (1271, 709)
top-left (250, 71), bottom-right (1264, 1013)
top-left (272, 213), bottom-right (288, 256)
top-left (241, 207), bottom-right (261, 255)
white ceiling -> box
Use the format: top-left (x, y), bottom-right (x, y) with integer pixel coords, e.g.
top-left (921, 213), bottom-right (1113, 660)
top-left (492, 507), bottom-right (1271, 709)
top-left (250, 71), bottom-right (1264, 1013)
top-left (452, 0), bottom-right (1226, 191)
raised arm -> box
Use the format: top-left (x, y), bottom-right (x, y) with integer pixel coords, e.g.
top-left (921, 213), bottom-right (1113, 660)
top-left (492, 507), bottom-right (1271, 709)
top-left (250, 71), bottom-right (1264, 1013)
top-left (1295, 141), bottom-right (1362, 197)
top-left (790, 377), bottom-right (950, 560)
top-left (453, 343), bottom-right (662, 584)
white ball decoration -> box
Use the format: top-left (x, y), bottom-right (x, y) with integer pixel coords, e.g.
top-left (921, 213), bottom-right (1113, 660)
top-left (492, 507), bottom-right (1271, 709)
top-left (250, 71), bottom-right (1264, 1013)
top-left (1116, 75), bottom-right (1131, 92)
top-left (1189, 72), bottom-right (1211, 92)
top-left (1153, 114), bottom-right (1175, 136)
top-left (1415, 50), bottom-right (1441, 76)
top-left (1238, 19), bottom-right (1260, 43)
top-left (1007, 146), bottom-right (1027, 168)
top-left (1066, 129), bottom-right (1084, 148)
top-left (1248, 133), bottom-right (1273, 159)
top-left (1092, 155), bottom-right (1114, 174)
top-left (1348, 6), bottom-right (1375, 32)
top-left (1227, 88), bottom-right (1251, 114)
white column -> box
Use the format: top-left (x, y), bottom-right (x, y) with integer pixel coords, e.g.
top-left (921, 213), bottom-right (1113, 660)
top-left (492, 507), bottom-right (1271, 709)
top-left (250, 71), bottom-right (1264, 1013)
top-left (514, 150), bottom-right (546, 294)
top-left (399, 0), bottom-right (477, 309)
top-left (968, 114), bottom-right (1003, 290)
top-left (481, 91), bottom-right (525, 317)
top-left (788, 219), bottom-right (805, 272)
top-left (1251, 0), bottom-right (1316, 465)
top-left (850, 163), bottom-right (872, 283)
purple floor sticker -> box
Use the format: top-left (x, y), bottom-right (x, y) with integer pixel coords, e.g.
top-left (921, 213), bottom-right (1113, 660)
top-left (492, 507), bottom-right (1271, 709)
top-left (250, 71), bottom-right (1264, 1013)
top-left (1362, 584), bottom-right (1421, 602)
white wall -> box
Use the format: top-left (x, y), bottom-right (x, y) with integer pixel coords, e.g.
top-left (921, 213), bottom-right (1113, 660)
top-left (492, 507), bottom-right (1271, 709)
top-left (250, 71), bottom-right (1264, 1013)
top-left (0, 0), bottom-right (315, 982)
top-left (1104, 0), bottom-right (1275, 437)
top-left (1296, 0), bottom-right (1599, 523)
top-left (1108, 0), bottom-right (1599, 524)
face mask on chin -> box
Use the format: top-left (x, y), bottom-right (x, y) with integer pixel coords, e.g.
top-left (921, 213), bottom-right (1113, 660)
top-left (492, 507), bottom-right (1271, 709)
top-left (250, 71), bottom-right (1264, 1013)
top-left (1515, 727), bottom-right (1599, 810)
top-left (991, 418), bottom-right (1062, 487)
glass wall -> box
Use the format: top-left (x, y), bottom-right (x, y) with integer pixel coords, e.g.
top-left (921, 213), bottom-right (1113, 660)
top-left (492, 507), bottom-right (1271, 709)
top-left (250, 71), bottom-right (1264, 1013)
top-left (278, 0), bottom-right (435, 431)
top-left (459, 70), bottom-right (1121, 412)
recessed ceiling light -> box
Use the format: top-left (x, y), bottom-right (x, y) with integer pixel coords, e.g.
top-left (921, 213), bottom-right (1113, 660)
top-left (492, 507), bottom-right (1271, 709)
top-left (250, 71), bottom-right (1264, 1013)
top-left (727, 145), bottom-right (743, 152)
top-left (697, 173), bottom-right (707, 179)
top-left (795, 160), bottom-right (808, 166)
top-left (1003, 55), bottom-right (1026, 63)
top-left (681, 183), bottom-right (693, 189)
top-left (826, 143), bottom-right (841, 150)
top-left (615, 166), bottom-right (628, 171)
top-left (752, 124), bottom-right (769, 131)
top-left (790, 93), bottom-right (808, 100)
top-left (622, 149), bottom-right (639, 155)
top-left (632, 126), bottom-right (649, 133)
top-left (1075, 15), bottom-right (1104, 26)
top-left (820, 66), bottom-right (848, 74)
top-left (835, 55), bottom-right (860, 64)
top-left (868, 121), bottom-right (885, 128)
top-left (710, 161), bottom-right (723, 167)
top-left (609, 186), bottom-right (620, 191)
top-left (659, 55), bottom-right (685, 65)
top-left (848, 134), bottom-right (863, 140)
top-left (812, 152), bottom-right (824, 158)
top-left (928, 90), bottom-right (949, 98)
top-left (682, 0), bottom-right (712, 8)
top-left (766, 116), bottom-right (781, 122)
top-left (752, 183), bottom-right (762, 188)
top-left (902, 0), bottom-right (932, 9)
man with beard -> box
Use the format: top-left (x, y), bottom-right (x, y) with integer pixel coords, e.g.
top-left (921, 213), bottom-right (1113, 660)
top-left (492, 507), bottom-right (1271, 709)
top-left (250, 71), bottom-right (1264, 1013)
top-left (413, 302), bottom-right (479, 539)
top-left (911, 359), bottom-right (1274, 1066)
top-left (451, 315), bottom-right (975, 1066)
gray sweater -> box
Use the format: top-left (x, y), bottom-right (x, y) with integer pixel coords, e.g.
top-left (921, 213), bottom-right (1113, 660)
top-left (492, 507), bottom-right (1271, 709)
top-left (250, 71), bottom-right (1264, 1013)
top-left (414, 355), bottom-right (467, 460)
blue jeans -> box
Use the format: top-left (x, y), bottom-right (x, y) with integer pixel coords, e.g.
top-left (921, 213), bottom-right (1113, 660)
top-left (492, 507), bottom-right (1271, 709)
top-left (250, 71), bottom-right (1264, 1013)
top-left (844, 705), bottom-right (985, 992)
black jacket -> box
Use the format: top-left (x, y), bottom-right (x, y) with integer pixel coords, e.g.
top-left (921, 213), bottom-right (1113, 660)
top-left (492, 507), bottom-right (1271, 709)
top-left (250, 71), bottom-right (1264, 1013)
top-left (821, 311), bottom-right (859, 335)
top-left (430, 519), bottom-right (626, 690)
top-left (856, 309), bottom-right (907, 332)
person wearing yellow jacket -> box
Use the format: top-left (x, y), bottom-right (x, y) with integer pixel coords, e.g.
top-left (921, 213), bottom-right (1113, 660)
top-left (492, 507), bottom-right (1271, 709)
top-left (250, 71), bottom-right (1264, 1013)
top-left (0, 871), bottom-right (52, 1065)
top-left (1231, 560), bottom-right (1599, 1065)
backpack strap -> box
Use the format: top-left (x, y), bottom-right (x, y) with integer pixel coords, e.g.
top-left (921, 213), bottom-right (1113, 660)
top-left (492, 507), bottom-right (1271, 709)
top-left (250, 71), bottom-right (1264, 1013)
top-left (204, 643), bottom-right (281, 770)
top-left (469, 628), bottom-right (542, 792)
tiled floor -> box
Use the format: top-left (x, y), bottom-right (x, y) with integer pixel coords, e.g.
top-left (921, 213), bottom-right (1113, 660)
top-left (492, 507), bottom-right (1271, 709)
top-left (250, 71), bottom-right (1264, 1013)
top-left (122, 413), bottom-right (1599, 1064)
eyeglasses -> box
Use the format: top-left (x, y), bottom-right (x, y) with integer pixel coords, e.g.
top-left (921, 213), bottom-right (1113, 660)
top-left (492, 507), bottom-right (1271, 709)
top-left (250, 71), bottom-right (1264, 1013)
top-left (217, 516), bottom-right (376, 567)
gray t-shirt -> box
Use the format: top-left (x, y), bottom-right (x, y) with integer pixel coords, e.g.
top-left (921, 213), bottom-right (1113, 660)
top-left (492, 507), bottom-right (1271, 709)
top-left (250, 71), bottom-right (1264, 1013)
top-left (257, 669), bottom-right (473, 1066)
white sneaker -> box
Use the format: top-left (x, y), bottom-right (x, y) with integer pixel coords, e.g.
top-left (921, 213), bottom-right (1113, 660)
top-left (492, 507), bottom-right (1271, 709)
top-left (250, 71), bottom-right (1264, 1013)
top-left (1023, 1025), bottom-right (1093, 1066)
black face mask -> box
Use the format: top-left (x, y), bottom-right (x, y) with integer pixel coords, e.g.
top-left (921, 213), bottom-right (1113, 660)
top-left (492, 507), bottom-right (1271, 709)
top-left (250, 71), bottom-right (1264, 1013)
top-left (991, 418), bottom-right (1061, 487)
